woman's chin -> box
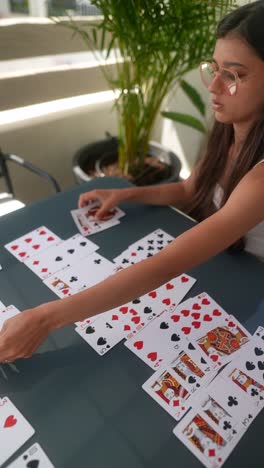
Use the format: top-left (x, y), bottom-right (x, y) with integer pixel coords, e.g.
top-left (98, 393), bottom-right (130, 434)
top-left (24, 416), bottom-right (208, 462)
top-left (214, 111), bottom-right (232, 124)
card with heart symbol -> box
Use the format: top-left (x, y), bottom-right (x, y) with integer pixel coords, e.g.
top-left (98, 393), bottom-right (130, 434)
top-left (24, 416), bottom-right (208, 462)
top-left (24, 234), bottom-right (99, 280)
top-left (8, 442), bottom-right (54, 468)
top-left (124, 308), bottom-right (188, 370)
top-left (118, 273), bottom-right (196, 340)
top-left (0, 396), bottom-right (35, 466)
top-left (71, 200), bottom-right (124, 237)
top-left (4, 226), bottom-right (61, 262)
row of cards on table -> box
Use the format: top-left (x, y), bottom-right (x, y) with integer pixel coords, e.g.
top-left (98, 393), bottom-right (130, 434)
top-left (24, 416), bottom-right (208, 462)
top-left (3, 225), bottom-right (264, 468)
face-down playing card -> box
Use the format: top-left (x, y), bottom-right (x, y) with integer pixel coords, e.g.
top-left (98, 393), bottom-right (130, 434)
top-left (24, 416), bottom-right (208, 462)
top-left (4, 226), bottom-right (61, 262)
top-left (0, 397), bottom-right (35, 466)
top-left (24, 234), bottom-right (99, 280)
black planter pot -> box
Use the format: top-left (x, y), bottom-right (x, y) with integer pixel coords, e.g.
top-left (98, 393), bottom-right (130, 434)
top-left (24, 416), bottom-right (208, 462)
top-left (72, 135), bottom-right (182, 185)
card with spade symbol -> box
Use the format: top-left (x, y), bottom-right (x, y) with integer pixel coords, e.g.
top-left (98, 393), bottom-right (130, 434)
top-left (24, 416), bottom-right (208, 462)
top-left (254, 325), bottom-right (264, 342)
top-left (220, 337), bottom-right (264, 410)
top-left (0, 396), bottom-right (35, 466)
top-left (8, 442), bottom-right (54, 468)
top-left (173, 407), bottom-right (235, 468)
top-left (24, 234), bottom-right (99, 280)
top-left (142, 366), bottom-right (192, 420)
top-left (0, 305), bottom-right (20, 331)
top-left (124, 308), bottom-right (187, 370)
top-left (75, 308), bottom-right (124, 355)
top-left (119, 274), bottom-right (196, 340)
top-left (5, 226), bottom-right (61, 262)
top-left (169, 345), bottom-right (213, 394)
top-left (44, 253), bottom-right (115, 298)
top-left (113, 229), bottom-right (174, 267)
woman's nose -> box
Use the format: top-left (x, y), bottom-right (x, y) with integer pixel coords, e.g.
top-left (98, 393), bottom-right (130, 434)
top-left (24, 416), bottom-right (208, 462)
top-left (207, 73), bottom-right (224, 94)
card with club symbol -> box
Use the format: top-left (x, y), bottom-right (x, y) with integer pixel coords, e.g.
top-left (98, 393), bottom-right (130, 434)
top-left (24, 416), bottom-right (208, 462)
top-left (190, 389), bottom-right (244, 444)
top-left (0, 397), bottom-right (35, 466)
top-left (24, 234), bottom-right (99, 280)
top-left (5, 226), bottom-right (61, 262)
top-left (113, 229), bottom-right (174, 267)
top-left (220, 336), bottom-right (264, 412)
top-left (8, 442), bottom-right (54, 468)
top-left (43, 253), bottom-right (115, 298)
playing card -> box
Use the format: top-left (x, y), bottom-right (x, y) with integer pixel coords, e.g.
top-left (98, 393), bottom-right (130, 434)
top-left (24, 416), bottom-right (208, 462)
top-left (142, 366), bottom-right (192, 420)
top-left (4, 226), bottom-right (61, 262)
top-left (0, 396), bottom-right (35, 466)
top-left (220, 342), bottom-right (264, 411)
top-left (120, 274), bottom-right (196, 339)
top-left (173, 407), bottom-right (235, 468)
top-left (0, 299), bottom-right (5, 312)
top-left (75, 308), bottom-right (124, 355)
top-left (195, 315), bottom-right (251, 369)
top-left (43, 253), bottom-right (115, 298)
top-left (113, 229), bottom-right (174, 267)
top-left (7, 442), bottom-right (54, 468)
top-left (169, 345), bottom-right (213, 394)
top-left (24, 234), bottom-right (99, 280)
top-left (0, 305), bottom-right (20, 331)
top-left (124, 308), bottom-right (187, 370)
top-left (254, 325), bottom-right (264, 341)
top-left (190, 389), bottom-right (244, 444)
top-left (204, 376), bottom-right (256, 425)
top-left (71, 201), bottom-right (124, 236)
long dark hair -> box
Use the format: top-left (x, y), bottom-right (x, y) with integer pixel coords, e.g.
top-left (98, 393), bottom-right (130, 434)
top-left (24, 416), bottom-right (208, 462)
top-left (185, 0), bottom-right (264, 253)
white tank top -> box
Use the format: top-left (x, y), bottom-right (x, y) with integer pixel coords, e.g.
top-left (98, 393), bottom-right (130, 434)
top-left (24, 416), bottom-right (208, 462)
top-left (213, 159), bottom-right (264, 261)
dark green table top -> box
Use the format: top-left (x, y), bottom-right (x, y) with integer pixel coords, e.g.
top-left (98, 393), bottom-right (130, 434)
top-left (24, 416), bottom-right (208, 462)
top-left (0, 177), bottom-right (263, 468)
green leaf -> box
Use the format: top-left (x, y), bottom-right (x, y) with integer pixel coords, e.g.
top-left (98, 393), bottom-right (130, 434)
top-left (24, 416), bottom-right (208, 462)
top-left (180, 79), bottom-right (205, 116)
top-left (161, 111), bottom-right (206, 133)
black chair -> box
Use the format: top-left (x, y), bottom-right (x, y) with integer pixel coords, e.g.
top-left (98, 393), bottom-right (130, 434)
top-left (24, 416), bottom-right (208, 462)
top-left (0, 148), bottom-right (61, 217)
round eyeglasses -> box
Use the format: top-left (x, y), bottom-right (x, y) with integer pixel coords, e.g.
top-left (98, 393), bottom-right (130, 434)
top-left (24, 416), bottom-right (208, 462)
top-left (199, 61), bottom-right (240, 96)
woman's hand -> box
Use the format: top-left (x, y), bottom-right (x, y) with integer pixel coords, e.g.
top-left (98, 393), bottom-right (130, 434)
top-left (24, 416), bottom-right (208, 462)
top-left (0, 305), bottom-right (52, 362)
top-left (78, 188), bottom-right (127, 220)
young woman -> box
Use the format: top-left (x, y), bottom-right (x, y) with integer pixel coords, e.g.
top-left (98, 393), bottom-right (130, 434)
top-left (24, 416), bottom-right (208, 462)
top-left (0, 0), bottom-right (263, 362)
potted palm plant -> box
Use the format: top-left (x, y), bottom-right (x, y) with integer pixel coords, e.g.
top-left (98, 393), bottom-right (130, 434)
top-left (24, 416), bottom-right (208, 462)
top-left (53, 0), bottom-right (236, 185)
